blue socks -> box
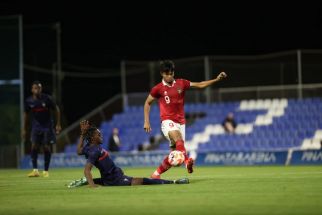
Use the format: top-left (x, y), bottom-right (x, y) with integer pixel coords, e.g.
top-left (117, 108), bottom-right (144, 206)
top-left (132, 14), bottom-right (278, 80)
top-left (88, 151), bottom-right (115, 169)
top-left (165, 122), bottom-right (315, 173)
top-left (142, 178), bottom-right (173, 185)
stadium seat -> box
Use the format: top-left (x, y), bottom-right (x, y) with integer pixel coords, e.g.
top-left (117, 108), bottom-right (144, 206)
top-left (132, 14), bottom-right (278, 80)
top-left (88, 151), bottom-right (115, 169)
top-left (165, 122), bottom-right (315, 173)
top-left (64, 97), bottom-right (322, 153)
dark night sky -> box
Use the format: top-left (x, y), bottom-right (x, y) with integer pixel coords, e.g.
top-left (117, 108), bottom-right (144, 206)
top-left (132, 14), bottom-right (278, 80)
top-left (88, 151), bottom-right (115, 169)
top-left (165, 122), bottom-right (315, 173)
top-left (2, 2), bottom-right (322, 64)
top-left (1, 2), bottom-right (322, 124)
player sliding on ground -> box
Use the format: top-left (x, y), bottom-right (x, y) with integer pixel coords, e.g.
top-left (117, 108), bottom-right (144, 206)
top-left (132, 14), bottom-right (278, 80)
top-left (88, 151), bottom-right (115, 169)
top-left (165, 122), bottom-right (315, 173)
top-left (67, 120), bottom-right (189, 188)
top-left (144, 60), bottom-right (227, 179)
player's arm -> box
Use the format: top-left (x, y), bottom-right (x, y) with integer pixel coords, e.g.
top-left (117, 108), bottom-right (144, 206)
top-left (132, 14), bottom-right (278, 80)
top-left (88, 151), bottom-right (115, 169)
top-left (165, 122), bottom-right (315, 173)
top-left (54, 105), bottom-right (62, 134)
top-left (144, 94), bottom-right (156, 133)
top-left (77, 134), bottom-right (86, 155)
top-left (77, 120), bottom-right (90, 155)
top-left (190, 71), bottom-right (227, 89)
top-left (22, 112), bottom-right (29, 141)
top-left (84, 163), bottom-right (98, 188)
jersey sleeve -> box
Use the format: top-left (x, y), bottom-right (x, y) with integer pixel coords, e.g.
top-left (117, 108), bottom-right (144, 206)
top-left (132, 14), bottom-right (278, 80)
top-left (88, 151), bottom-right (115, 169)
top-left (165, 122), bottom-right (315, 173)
top-left (150, 85), bottom-right (160, 98)
top-left (182, 79), bottom-right (191, 90)
top-left (87, 150), bottom-right (100, 165)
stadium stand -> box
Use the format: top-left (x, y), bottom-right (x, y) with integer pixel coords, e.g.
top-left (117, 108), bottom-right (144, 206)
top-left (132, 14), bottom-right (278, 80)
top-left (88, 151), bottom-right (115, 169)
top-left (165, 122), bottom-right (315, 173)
top-left (64, 97), bottom-right (322, 153)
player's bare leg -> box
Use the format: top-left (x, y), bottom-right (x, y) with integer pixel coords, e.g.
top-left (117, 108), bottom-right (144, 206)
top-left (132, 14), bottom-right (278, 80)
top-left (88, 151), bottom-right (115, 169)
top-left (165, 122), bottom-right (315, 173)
top-left (169, 130), bottom-right (194, 174)
top-left (151, 155), bottom-right (172, 179)
top-left (151, 130), bottom-right (194, 178)
top-left (150, 138), bottom-right (177, 179)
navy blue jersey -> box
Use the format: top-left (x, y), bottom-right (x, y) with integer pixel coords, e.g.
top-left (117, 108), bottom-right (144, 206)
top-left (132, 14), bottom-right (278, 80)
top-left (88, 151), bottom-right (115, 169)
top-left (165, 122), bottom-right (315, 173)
top-left (24, 93), bottom-right (56, 131)
top-left (83, 144), bottom-right (124, 185)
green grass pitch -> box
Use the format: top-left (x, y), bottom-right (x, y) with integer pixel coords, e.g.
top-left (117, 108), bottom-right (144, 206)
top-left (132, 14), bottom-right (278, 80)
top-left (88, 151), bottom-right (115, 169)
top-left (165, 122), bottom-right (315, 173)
top-left (1, 166), bottom-right (322, 215)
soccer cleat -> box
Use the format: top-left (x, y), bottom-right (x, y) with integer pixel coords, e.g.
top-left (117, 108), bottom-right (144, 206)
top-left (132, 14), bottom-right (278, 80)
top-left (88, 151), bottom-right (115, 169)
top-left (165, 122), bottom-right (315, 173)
top-left (67, 177), bottom-right (88, 188)
top-left (150, 173), bottom-right (161, 179)
top-left (42, 171), bottom-right (49, 178)
top-left (186, 158), bottom-right (194, 174)
top-left (174, 178), bottom-right (189, 184)
top-left (27, 170), bottom-right (40, 177)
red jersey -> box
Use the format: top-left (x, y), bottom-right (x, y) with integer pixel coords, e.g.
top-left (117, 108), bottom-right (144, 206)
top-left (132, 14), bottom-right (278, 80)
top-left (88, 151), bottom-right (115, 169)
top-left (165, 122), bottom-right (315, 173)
top-left (150, 79), bottom-right (190, 124)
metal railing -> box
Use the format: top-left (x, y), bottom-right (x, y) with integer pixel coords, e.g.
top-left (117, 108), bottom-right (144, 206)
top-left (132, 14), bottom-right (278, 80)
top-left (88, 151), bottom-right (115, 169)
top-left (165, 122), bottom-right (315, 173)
top-left (57, 82), bottom-right (322, 152)
top-left (122, 49), bottom-right (322, 105)
top-left (125, 83), bottom-right (322, 106)
top-left (56, 94), bottom-right (123, 151)
top-left (52, 50), bottom-right (322, 152)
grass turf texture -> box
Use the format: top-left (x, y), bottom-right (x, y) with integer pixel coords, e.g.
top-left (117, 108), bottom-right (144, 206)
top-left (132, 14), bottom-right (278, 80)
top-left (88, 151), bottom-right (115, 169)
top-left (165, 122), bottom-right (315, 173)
top-left (0, 166), bottom-right (322, 215)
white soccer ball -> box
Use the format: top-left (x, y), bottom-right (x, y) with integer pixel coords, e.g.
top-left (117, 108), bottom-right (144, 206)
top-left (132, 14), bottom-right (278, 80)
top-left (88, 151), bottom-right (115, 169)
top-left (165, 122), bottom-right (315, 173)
top-left (168, 150), bottom-right (185, 166)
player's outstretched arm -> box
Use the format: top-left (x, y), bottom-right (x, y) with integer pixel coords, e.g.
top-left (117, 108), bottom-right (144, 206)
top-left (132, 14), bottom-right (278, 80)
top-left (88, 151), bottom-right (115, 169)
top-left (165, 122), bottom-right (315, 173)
top-left (77, 135), bottom-right (85, 155)
top-left (190, 71), bottom-right (227, 89)
top-left (84, 163), bottom-right (98, 188)
top-left (22, 112), bottom-right (29, 141)
top-left (144, 94), bottom-right (156, 133)
top-left (55, 105), bottom-right (62, 134)
top-left (77, 120), bottom-right (90, 155)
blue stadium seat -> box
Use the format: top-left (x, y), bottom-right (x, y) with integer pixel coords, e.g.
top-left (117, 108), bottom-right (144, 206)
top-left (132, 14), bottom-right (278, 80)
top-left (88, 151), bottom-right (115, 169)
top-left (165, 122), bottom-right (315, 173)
top-left (65, 97), bottom-right (322, 153)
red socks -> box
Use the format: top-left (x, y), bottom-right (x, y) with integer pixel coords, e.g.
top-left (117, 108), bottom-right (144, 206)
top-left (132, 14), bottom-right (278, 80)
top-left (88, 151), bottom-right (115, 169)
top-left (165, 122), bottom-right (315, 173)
top-left (175, 140), bottom-right (189, 163)
top-left (154, 155), bottom-right (172, 175)
top-left (154, 139), bottom-right (189, 176)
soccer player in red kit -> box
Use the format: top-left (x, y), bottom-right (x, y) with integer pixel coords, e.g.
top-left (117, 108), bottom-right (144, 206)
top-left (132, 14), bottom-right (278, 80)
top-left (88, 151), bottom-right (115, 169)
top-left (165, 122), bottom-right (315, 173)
top-left (144, 60), bottom-right (227, 179)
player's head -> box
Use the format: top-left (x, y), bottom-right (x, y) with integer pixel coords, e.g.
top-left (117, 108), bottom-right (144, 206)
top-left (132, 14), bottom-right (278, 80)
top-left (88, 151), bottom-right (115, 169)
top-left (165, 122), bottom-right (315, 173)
top-left (31, 80), bottom-right (42, 96)
top-left (160, 60), bottom-right (175, 84)
top-left (227, 112), bottom-right (234, 119)
top-left (112, 127), bottom-right (119, 135)
top-left (85, 126), bottom-right (103, 145)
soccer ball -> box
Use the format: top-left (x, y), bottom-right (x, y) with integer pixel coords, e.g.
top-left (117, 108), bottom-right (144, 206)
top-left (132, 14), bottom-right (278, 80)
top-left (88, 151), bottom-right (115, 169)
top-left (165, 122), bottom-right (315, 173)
top-left (168, 150), bottom-right (185, 166)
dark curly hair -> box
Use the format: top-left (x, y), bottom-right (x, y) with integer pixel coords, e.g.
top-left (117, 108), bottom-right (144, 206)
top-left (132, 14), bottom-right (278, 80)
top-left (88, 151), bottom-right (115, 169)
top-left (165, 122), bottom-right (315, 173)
top-left (83, 126), bottom-right (98, 143)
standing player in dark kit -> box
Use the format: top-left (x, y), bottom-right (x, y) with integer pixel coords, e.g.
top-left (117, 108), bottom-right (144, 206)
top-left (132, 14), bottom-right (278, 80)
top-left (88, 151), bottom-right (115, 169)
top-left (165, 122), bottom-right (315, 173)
top-left (144, 60), bottom-right (227, 179)
top-left (23, 81), bottom-right (62, 177)
top-left (67, 120), bottom-right (188, 188)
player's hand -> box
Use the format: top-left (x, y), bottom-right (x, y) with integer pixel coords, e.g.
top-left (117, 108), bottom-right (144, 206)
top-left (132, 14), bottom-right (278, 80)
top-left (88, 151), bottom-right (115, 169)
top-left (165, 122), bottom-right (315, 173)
top-left (144, 121), bottom-right (152, 133)
top-left (88, 184), bottom-right (99, 188)
top-left (80, 120), bottom-right (91, 135)
top-left (55, 124), bottom-right (62, 135)
top-left (217, 71), bottom-right (227, 80)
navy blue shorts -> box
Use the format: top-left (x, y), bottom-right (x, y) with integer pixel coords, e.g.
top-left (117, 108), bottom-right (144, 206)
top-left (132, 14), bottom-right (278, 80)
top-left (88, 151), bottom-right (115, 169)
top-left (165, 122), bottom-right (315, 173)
top-left (97, 175), bottom-right (133, 186)
top-left (31, 129), bottom-right (56, 145)
top-left (113, 175), bottom-right (133, 186)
